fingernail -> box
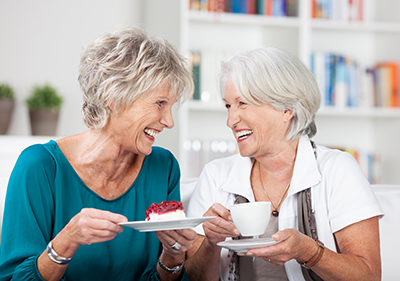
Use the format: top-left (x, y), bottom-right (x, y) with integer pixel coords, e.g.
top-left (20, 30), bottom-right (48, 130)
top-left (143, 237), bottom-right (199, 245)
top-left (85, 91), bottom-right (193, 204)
top-left (237, 252), bottom-right (245, 256)
top-left (228, 216), bottom-right (232, 221)
top-left (234, 229), bottom-right (240, 235)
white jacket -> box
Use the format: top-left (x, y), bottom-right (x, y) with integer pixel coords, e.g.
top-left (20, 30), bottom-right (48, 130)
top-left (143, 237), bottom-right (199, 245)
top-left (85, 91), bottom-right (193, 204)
top-left (187, 135), bottom-right (384, 281)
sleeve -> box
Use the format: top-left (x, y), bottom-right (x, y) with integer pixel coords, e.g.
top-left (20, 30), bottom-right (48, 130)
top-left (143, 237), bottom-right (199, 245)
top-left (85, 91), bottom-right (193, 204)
top-left (186, 163), bottom-right (219, 235)
top-left (323, 151), bottom-right (384, 233)
top-left (0, 145), bottom-right (58, 281)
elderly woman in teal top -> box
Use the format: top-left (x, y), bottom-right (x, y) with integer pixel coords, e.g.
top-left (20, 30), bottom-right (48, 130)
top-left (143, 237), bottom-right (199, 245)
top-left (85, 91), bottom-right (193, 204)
top-left (0, 26), bottom-right (196, 281)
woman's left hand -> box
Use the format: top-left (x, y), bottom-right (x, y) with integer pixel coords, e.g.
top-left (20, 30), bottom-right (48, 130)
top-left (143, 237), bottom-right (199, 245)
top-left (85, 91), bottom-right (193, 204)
top-left (156, 228), bottom-right (198, 255)
top-left (239, 228), bottom-right (316, 265)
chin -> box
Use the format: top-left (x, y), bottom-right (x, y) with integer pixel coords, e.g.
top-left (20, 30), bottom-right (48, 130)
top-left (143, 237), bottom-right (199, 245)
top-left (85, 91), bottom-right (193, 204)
top-left (142, 147), bottom-right (153, 156)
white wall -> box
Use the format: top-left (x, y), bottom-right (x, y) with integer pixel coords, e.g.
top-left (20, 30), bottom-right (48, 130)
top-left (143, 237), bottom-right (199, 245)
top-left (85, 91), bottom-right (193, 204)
top-left (0, 0), bottom-right (143, 137)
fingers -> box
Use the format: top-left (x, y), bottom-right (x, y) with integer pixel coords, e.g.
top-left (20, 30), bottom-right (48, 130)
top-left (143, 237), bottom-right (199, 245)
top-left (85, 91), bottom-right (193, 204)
top-left (202, 203), bottom-right (240, 245)
top-left (90, 208), bottom-right (128, 224)
top-left (77, 209), bottom-right (124, 239)
top-left (156, 228), bottom-right (197, 255)
top-left (238, 229), bottom-right (306, 266)
top-left (204, 203), bottom-right (232, 221)
top-left (65, 208), bottom-right (128, 246)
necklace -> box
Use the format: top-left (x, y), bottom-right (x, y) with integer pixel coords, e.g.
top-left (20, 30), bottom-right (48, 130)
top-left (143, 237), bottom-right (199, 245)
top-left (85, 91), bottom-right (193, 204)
top-left (258, 161), bottom-right (291, 217)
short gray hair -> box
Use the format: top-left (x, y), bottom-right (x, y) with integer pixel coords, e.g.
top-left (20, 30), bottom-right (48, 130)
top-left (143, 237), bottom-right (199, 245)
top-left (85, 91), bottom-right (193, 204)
top-left (219, 46), bottom-right (321, 140)
top-left (78, 26), bottom-right (194, 130)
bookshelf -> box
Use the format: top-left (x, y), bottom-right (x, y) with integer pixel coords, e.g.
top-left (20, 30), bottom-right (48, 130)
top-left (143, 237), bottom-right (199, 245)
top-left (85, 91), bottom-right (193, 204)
top-left (143, 0), bottom-right (400, 184)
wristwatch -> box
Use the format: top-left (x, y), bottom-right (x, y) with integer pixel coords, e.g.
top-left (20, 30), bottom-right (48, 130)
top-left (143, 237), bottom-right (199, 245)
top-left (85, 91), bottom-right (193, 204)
top-left (46, 240), bottom-right (72, 265)
top-left (158, 257), bottom-right (186, 274)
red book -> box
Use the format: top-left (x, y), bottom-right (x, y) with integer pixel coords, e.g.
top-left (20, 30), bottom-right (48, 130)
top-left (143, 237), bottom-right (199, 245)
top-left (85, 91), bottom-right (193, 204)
top-left (311, 0), bottom-right (317, 18)
top-left (265, 0), bottom-right (273, 15)
top-left (248, 0), bottom-right (256, 14)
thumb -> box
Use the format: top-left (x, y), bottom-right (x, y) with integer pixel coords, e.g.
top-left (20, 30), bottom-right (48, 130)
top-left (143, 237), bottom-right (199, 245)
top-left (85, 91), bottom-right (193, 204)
top-left (271, 229), bottom-right (291, 242)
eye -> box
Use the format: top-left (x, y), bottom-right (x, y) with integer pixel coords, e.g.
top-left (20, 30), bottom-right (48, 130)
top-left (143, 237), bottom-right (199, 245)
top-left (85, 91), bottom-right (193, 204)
top-left (156, 101), bottom-right (165, 107)
top-left (239, 101), bottom-right (247, 106)
top-left (225, 103), bottom-right (231, 109)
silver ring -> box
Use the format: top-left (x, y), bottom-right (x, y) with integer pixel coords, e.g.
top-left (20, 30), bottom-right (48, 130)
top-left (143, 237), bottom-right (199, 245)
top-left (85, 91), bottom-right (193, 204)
top-left (170, 242), bottom-right (181, 251)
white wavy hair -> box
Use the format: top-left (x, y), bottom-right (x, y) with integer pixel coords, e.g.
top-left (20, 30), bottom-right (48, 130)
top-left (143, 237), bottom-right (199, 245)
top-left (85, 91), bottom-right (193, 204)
top-left (219, 46), bottom-right (321, 140)
top-left (78, 26), bottom-right (194, 130)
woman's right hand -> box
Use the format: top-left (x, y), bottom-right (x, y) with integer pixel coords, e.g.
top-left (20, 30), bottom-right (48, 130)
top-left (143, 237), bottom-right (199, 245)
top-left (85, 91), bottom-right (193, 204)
top-left (37, 208), bottom-right (127, 281)
top-left (57, 208), bottom-right (127, 254)
top-left (202, 203), bottom-right (240, 246)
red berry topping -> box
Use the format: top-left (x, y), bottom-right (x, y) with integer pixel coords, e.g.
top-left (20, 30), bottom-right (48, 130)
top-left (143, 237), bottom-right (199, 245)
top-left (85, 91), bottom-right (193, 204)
top-left (145, 201), bottom-right (183, 220)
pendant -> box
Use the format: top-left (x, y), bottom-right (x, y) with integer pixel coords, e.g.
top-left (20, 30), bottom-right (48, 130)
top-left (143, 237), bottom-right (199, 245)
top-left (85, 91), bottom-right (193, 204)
top-left (272, 210), bottom-right (279, 217)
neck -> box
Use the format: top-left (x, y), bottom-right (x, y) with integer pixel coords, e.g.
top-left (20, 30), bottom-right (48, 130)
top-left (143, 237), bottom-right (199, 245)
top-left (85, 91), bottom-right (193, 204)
top-left (254, 139), bottom-right (298, 180)
top-left (58, 130), bottom-right (145, 188)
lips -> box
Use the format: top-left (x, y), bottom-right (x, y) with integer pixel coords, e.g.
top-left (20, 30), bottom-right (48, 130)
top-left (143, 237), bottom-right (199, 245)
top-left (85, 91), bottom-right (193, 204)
top-left (144, 128), bottom-right (159, 139)
top-left (236, 130), bottom-right (253, 140)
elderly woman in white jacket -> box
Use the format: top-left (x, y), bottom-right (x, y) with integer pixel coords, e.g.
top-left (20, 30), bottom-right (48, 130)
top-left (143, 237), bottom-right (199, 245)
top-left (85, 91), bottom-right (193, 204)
top-left (184, 46), bottom-right (383, 281)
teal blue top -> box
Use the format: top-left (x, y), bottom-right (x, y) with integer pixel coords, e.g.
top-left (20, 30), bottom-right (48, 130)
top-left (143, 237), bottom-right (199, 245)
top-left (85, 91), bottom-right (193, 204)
top-left (0, 141), bottom-right (189, 281)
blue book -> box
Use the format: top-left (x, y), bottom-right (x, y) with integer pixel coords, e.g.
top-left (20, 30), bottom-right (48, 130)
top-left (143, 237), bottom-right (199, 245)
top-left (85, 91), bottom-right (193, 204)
top-left (232, 0), bottom-right (241, 13)
top-left (348, 60), bottom-right (358, 107)
top-left (324, 53), bottom-right (332, 105)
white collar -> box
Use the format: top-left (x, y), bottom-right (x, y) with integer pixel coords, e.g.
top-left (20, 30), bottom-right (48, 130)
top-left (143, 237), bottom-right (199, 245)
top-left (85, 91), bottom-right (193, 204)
top-left (218, 135), bottom-right (321, 201)
top-left (289, 135), bottom-right (321, 195)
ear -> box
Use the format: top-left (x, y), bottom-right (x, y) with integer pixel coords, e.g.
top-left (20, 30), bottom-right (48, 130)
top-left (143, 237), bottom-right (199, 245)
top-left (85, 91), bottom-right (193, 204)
top-left (283, 109), bottom-right (294, 122)
top-left (108, 101), bottom-right (118, 115)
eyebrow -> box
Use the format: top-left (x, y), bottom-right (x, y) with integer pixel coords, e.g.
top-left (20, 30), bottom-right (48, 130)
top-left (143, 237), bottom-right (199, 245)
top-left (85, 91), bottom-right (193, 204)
top-left (223, 97), bottom-right (242, 103)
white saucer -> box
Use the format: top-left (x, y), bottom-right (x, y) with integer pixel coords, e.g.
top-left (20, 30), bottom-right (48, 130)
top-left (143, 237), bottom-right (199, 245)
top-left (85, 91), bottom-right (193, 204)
top-left (118, 216), bottom-right (216, 232)
top-left (217, 237), bottom-right (280, 252)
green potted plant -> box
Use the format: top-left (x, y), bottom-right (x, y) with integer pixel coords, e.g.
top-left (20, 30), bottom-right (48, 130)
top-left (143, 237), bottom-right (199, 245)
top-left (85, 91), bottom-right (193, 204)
top-left (26, 83), bottom-right (63, 135)
top-left (0, 83), bottom-right (16, 134)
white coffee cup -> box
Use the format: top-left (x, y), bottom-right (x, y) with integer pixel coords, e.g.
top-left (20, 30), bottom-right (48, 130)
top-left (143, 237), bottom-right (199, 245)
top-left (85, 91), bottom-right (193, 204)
top-left (230, 201), bottom-right (271, 236)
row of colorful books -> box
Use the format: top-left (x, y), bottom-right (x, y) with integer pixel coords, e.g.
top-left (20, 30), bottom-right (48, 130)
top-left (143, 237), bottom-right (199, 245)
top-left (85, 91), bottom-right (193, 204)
top-left (310, 51), bottom-right (399, 108)
top-left (312, 0), bottom-right (364, 21)
top-left (189, 0), bottom-right (299, 17)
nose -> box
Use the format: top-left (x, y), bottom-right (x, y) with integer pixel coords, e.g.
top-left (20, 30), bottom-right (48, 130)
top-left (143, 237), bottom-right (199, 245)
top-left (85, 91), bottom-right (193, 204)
top-left (161, 108), bottom-right (174, 129)
top-left (226, 108), bottom-right (239, 129)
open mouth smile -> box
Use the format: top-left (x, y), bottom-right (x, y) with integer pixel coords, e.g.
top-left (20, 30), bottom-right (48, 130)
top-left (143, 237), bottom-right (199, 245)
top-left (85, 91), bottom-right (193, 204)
top-left (144, 128), bottom-right (159, 139)
top-left (236, 130), bottom-right (253, 141)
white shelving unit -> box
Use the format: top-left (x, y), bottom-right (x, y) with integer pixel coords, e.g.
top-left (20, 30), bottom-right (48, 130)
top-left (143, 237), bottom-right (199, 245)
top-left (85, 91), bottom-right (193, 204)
top-left (144, 0), bottom-right (400, 183)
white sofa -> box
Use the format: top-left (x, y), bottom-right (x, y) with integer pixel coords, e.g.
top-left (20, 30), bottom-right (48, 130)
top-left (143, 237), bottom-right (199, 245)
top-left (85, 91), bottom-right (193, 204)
top-left (1, 136), bottom-right (400, 280)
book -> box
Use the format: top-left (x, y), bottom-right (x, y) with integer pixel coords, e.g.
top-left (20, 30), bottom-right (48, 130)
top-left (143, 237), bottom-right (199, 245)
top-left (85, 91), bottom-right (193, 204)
top-left (190, 0), bottom-right (201, 10)
top-left (375, 62), bottom-right (399, 107)
top-left (334, 55), bottom-right (348, 107)
top-left (248, 0), bottom-right (257, 14)
top-left (257, 0), bottom-right (265, 15)
top-left (272, 0), bottom-right (285, 16)
top-left (265, 0), bottom-right (273, 15)
top-left (286, 0), bottom-right (298, 17)
top-left (189, 51), bottom-right (202, 100)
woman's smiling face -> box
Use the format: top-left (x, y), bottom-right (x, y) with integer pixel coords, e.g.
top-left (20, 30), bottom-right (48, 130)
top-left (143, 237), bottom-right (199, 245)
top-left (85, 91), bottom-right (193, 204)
top-left (223, 78), bottom-right (293, 158)
top-left (108, 83), bottom-right (176, 156)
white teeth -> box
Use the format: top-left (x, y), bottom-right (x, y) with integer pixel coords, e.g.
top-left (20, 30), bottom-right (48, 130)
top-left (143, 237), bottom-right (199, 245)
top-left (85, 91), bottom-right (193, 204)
top-left (236, 130), bottom-right (253, 139)
top-left (144, 128), bottom-right (159, 138)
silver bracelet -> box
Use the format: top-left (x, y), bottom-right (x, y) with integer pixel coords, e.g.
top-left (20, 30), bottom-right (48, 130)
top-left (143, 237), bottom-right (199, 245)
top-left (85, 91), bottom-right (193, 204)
top-left (158, 256), bottom-right (186, 274)
top-left (46, 240), bottom-right (72, 265)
